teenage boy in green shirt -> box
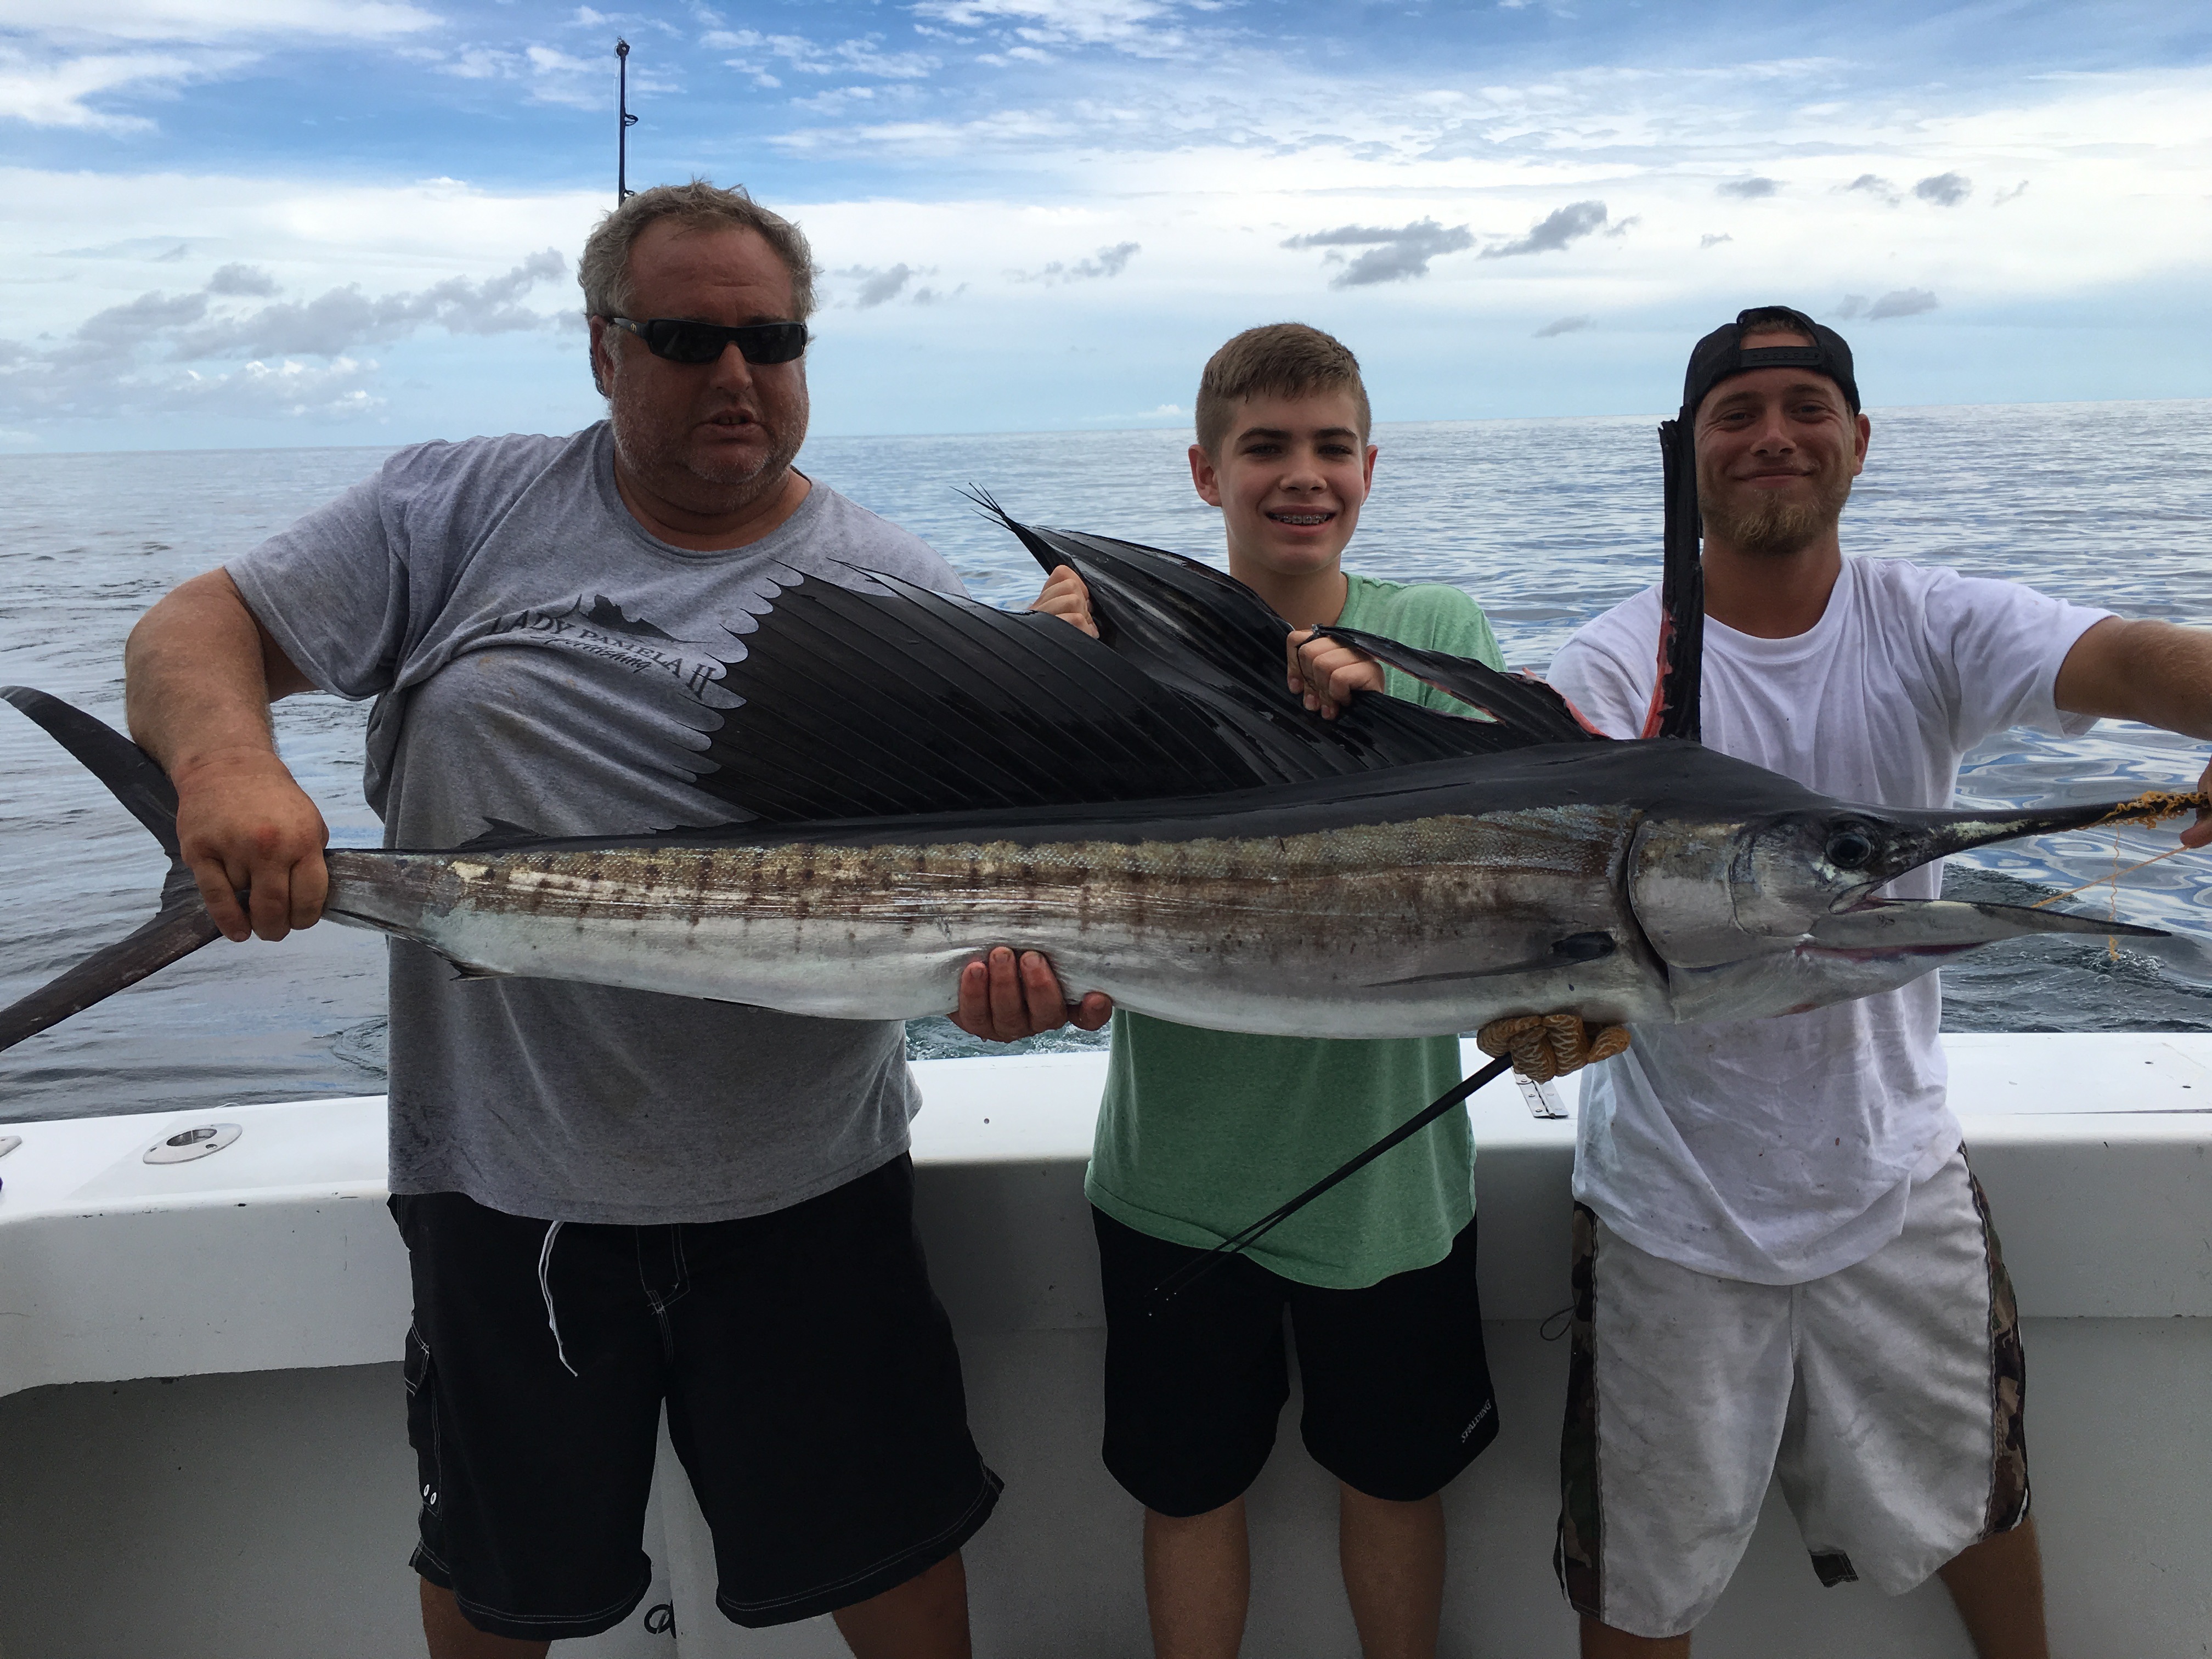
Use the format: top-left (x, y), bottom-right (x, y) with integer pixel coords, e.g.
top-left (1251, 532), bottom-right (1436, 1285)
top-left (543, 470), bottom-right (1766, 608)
top-left (1030, 322), bottom-right (1506, 1659)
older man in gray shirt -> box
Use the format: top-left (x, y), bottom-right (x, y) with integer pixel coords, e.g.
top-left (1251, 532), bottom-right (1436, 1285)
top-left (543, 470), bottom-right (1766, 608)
top-left (123, 181), bottom-right (1103, 1659)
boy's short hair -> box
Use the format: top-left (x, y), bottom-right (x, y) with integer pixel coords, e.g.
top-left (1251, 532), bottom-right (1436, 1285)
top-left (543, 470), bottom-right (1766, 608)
top-left (1194, 323), bottom-right (1372, 456)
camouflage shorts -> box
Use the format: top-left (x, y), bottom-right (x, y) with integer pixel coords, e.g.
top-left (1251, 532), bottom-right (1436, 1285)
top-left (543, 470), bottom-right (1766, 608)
top-left (1554, 1147), bottom-right (2027, 1638)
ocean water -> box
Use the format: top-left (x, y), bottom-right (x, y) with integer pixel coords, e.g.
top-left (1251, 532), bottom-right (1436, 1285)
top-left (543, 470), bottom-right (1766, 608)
top-left (3, 400), bottom-right (2209, 1122)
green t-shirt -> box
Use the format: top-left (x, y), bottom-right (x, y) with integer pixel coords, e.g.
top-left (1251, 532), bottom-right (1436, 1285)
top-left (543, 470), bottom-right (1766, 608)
top-left (1085, 573), bottom-right (1506, 1289)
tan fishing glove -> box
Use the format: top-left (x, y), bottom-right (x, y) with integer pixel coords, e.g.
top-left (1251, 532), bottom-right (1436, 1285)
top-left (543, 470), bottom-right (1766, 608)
top-left (1476, 1013), bottom-right (1630, 1082)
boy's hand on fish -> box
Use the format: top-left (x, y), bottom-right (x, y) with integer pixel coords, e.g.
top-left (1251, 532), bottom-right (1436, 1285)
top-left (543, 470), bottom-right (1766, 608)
top-left (1029, 567), bottom-right (1098, 639)
top-left (1286, 629), bottom-right (1385, 720)
top-left (1476, 1013), bottom-right (1630, 1083)
top-left (952, 946), bottom-right (1114, 1043)
top-left (171, 748), bottom-right (330, 944)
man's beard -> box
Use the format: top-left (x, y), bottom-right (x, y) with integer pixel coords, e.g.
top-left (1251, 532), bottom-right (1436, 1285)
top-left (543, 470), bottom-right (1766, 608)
top-left (1699, 470), bottom-right (1853, 558)
top-left (609, 387), bottom-right (806, 511)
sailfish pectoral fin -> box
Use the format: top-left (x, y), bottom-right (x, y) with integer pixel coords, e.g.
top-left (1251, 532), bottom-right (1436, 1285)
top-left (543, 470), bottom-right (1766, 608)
top-left (1805, 898), bottom-right (2163, 955)
top-left (1370, 930), bottom-right (1619, 986)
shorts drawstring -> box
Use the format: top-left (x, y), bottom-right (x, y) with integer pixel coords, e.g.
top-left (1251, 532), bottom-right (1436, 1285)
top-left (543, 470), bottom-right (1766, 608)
top-left (538, 1221), bottom-right (577, 1378)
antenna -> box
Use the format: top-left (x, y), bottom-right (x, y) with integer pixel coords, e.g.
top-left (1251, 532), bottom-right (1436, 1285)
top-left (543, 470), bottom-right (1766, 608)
top-left (616, 38), bottom-right (639, 203)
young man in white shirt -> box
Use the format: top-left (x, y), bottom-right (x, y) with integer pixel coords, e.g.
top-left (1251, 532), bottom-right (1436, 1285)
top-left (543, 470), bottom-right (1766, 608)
top-left (1543, 305), bottom-right (2212, 1657)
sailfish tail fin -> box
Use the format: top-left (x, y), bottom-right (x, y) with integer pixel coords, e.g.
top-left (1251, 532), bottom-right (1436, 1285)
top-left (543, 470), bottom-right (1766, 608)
top-left (0, 687), bottom-right (222, 1055)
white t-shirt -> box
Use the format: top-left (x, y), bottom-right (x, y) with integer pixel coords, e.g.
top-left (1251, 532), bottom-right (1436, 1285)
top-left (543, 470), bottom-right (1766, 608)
top-left (1545, 556), bottom-right (2110, 1284)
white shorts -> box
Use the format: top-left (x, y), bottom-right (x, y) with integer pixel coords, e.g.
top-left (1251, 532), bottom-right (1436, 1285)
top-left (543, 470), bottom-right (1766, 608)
top-left (1554, 1148), bottom-right (2029, 1639)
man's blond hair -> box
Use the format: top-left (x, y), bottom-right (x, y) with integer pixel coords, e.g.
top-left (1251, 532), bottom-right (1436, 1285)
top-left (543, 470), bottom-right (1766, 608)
top-left (578, 180), bottom-right (815, 393)
top-left (1194, 323), bottom-right (1372, 457)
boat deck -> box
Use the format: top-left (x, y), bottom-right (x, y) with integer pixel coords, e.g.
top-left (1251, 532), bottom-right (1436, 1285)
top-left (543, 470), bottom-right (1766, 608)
top-left (2, 1032), bottom-right (2208, 1656)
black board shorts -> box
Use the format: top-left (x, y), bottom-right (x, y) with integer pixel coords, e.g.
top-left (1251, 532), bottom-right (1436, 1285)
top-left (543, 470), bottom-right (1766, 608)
top-left (1092, 1207), bottom-right (1498, 1516)
top-left (391, 1155), bottom-right (1000, 1640)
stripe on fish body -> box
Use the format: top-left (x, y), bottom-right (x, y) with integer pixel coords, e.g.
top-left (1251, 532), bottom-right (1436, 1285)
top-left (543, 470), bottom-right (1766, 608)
top-left (323, 789), bottom-right (1654, 1039)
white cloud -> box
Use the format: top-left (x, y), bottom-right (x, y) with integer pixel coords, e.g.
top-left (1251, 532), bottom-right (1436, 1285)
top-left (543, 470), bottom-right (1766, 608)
top-left (768, 60), bottom-right (2212, 346)
top-left (1866, 287), bottom-right (1939, 319)
top-left (704, 27), bottom-right (936, 79)
top-left (771, 106), bottom-right (1079, 158)
top-left (1836, 288), bottom-right (1942, 321)
top-left (0, 341), bottom-right (386, 422)
top-left (56, 234), bottom-right (219, 258)
top-left (1536, 314), bottom-right (1593, 337)
top-left (0, 0), bottom-right (435, 130)
top-left (523, 44), bottom-right (603, 105)
top-left (1075, 399), bottom-right (1189, 425)
top-left (438, 45), bottom-right (517, 81)
top-left (1, 47), bottom-right (2207, 442)
top-left (2, 250), bottom-right (570, 422)
top-left (790, 82), bottom-right (923, 116)
top-left (840, 262), bottom-right (932, 307)
top-left (391, 38), bottom-right (650, 109)
top-left (1008, 240), bottom-right (1141, 284)
top-left (0, 168), bottom-right (606, 433)
top-left (0, 0), bottom-right (438, 41)
top-left (0, 44), bottom-right (248, 129)
top-left (911, 0), bottom-right (1192, 57)
top-left (207, 261), bottom-right (279, 295)
top-left (1284, 219), bottom-right (1474, 287)
top-left (179, 355), bottom-right (384, 419)
top-left (1914, 172), bottom-right (1972, 207)
top-left (1480, 201), bottom-right (1611, 259)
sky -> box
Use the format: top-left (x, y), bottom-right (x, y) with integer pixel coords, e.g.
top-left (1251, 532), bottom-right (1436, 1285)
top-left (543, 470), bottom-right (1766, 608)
top-left (1, 0), bottom-right (2208, 451)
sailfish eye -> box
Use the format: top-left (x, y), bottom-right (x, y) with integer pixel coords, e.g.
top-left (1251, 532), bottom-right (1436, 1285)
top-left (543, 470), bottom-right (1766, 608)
top-left (1825, 827), bottom-right (1876, 870)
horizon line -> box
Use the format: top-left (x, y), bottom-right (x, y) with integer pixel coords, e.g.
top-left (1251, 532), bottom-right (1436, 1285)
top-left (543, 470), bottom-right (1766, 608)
top-left (5, 392), bottom-right (2209, 461)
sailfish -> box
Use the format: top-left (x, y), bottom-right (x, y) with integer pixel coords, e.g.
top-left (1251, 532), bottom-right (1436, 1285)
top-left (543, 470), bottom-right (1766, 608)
top-left (0, 482), bottom-right (2186, 1062)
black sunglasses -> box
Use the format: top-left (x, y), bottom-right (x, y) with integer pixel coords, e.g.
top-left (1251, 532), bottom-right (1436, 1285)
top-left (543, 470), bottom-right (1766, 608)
top-left (605, 315), bottom-right (810, 366)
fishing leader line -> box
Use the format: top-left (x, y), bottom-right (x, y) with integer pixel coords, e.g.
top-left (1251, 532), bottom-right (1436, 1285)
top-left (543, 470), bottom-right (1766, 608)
top-left (2030, 841), bottom-right (2194, 910)
top-left (1146, 1053), bottom-right (1516, 1309)
top-left (2034, 840), bottom-right (2193, 961)
top-left (2029, 787), bottom-right (2208, 960)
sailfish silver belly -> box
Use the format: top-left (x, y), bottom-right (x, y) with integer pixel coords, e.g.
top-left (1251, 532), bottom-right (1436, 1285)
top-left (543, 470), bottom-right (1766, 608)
top-left (321, 802), bottom-right (1666, 1039)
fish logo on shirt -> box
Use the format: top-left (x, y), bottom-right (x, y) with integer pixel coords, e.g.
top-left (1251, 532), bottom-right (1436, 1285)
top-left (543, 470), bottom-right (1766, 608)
top-left (489, 594), bottom-right (738, 703)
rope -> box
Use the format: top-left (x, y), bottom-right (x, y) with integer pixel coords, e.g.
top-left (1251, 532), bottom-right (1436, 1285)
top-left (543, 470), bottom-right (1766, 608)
top-left (2081, 788), bottom-right (2209, 828)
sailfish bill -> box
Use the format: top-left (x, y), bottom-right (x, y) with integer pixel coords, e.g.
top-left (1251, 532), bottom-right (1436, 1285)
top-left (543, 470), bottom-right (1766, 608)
top-left (1807, 898), bottom-right (2155, 953)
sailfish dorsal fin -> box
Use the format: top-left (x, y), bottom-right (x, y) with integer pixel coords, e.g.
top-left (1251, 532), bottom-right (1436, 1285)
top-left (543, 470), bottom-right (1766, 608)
top-left (680, 501), bottom-right (1606, 823)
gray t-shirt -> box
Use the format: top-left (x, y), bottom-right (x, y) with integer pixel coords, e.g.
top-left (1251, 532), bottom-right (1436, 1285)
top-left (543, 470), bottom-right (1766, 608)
top-left (228, 422), bottom-right (962, 1224)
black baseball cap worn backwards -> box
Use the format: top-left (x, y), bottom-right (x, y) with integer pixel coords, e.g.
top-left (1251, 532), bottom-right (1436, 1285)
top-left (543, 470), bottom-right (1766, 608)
top-left (1682, 304), bottom-right (1860, 418)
